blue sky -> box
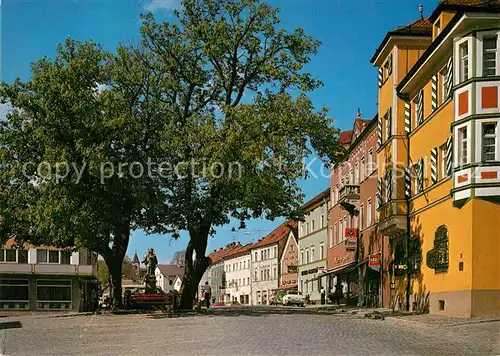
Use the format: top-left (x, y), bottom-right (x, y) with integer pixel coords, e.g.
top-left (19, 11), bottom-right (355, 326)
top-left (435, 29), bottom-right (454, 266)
top-left (1, 0), bottom-right (439, 263)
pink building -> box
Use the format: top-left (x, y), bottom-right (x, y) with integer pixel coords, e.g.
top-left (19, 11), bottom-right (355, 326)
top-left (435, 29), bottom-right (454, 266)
top-left (327, 111), bottom-right (390, 307)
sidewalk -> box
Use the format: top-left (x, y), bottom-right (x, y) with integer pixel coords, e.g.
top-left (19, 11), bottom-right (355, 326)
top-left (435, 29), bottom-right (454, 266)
top-left (387, 313), bottom-right (500, 327)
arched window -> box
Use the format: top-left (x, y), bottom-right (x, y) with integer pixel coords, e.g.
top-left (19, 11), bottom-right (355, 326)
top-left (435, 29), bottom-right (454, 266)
top-left (427, 225), bottom-right (449, 272)
top-left (408, 237), bottom-right (421, 275)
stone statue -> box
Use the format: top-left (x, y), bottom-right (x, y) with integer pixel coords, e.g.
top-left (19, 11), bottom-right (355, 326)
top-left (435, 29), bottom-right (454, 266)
top-left (143, 248), bottom-right (158, 277)
top-left (142, 248), bottom-right (158, 293)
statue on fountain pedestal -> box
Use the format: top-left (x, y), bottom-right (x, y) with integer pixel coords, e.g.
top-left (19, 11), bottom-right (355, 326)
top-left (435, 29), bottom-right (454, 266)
top-left (142, 248), bottom-right (158, 293)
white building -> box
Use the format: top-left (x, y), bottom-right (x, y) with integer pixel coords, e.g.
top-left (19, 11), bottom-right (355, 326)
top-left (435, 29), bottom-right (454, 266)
top-left (250, 221), bottom-right (297, 305)
top-left (297, 189), bottom-right (331, 303)
top-left (223, 243), bottom-right (253, 304)
top-left (155, 264), bottom-right (184, 293)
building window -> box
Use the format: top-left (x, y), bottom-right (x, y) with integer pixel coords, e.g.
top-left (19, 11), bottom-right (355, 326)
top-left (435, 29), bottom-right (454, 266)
top-left (359, 205), bottom-right (364, 230)
top-left (311, 219), bottom-right (315, 232)
top-left (367, 149), bottom-right (373, 176)
top-left (408, 237), bottom-right (421, 275)
top-left (305, 249), bottom-right (309, 264)
top-left (274, 246), bottom-right (277, 257)
top-left (367, 199), bottom-right (372, 226)
top-left (0, 279), bottom-right (29, 309)
top-left (440, 144), bottom-right (447, 179)
top-left (354, 164), bottom-right (359, 185)
top-left (334, 223), bottom-right (338, 245)
top-left (5, 249), bottom-right (16, 263)
top-left (273, 267), bottom-right (277, 279)
top-left (311, 246), bottom-right (315, 261)
top-left (360, 157), bottom-right (365, 181)
top-left (321, 214), bottom-right (325, 228)
top-left (483, 35), bottom-right (497, 77)
top-left (254, 252), bottom-right (257, 261)
top-left (392, 241), bottom-right (406, 277)
top-left (37, 280), bottom-right (72, 310)
top-left (426, 225), bottom-right (449, 273)
top-left (459, 41), bottom-right (469, 82)
top-left (458, 127), bottom-right (468, 165)
top-left (300, 250), bottom-right (304, 264)
top-left (255, 271), bottom-right (258, 281)
top-left (482, 123), bottom-right (497, 162)
top-left (247, 277), bottom-right (249, 285)
top-left (319, 243), bottom-right (324, 260)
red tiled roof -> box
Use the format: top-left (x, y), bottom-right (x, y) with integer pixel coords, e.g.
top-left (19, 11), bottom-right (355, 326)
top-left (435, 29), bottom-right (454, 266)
top-left (208, 243), bottom-right (241, 265)
top-left (157, 264), bottom-right (185, 277)
top-left (429, 0), bottom-right (500, 21)
top-left (224, 242), bottom-right (255, 261)
top-left (251, 221), bottom-right (297, 249)
top-left (371, 18), bottom-right (432, 64)
top-left (339, 131), bottom-right (353, 145)
top-left (300, 188), bottom-right (330, 212)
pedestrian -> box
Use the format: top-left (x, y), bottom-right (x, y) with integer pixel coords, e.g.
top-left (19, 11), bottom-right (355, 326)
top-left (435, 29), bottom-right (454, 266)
top-left (320, 287), bottom-right (326, 305)
top-left (204, 281), bottom-right (212, 308)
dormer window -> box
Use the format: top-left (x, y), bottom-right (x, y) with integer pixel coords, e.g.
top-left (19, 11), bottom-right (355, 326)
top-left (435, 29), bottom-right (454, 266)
top-left (435, 19), bottom-right (441, 37)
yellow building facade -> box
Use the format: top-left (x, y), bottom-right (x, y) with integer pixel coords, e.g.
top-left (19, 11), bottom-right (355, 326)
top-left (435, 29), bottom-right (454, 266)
top-left (372, 1), bottom-right (500, 317)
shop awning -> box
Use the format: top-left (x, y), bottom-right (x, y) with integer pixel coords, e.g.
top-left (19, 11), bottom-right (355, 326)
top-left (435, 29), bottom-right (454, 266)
top-left (307, 262), bottom-right (357, 281)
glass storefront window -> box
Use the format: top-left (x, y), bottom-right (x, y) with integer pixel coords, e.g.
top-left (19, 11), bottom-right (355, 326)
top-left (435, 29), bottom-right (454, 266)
top-left (36, 280), bottom-right (72, 310)
top-left (0, 279), bottom-right (29, 310)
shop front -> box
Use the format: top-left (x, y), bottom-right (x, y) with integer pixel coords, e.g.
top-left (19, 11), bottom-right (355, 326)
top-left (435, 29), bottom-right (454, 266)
top-left (326, 236), bottom-right (358, 305)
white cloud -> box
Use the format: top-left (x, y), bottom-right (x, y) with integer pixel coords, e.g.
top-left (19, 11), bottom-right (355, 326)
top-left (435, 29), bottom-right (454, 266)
top-left (143, 0), bottom-right (180, 12)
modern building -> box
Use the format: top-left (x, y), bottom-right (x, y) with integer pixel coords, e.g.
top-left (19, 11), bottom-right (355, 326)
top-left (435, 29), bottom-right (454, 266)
top-left (279, 228), bottom-right (299, 292)
top-left (0, 237), bottom-right (97, 312)
top-left (155, 264), bottom-right (184, 293)
top-left (250, 221), bottom-right (297, 305)
top-left (371, 0), bottom-right (500, 316)
top-left (223, 243), bottom-right (253, 304)
top-left (327, 112), bottom-right (388, 307)
top-left (297, 188), bottom-right (330, 303)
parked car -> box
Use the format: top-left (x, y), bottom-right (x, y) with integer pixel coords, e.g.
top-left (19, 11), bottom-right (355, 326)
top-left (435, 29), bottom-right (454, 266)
top-left (282, 291), bottom-right (305, 306)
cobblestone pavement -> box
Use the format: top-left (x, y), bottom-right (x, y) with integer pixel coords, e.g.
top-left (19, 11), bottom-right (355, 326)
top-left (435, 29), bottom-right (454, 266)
top-left (1, 311), bottom-right (499, 356)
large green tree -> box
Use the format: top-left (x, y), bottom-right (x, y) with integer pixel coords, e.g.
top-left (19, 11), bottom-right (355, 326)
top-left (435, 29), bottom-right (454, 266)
top-left (0, 39), bottom-right (169, 308)
top-left (136, 0), bottom-right (345, 308)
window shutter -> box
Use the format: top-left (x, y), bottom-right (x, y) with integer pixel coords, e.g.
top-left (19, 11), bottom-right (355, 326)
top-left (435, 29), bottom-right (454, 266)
top-left (386, 107), bottom-right (392, 139)
top-left (445, 56), bottom-right (453, 99)
top-left (387, 54), bottom-right (393, 75)
top-left (378, 67), bottom-right (383, 88)
top-left (431, 147), bottom-right (438, 184)
top-left (405, 167), bottom-right (412, 198)
top-left (431, 75), bottom-right (438, 111)
top-left (377, 178), bottom-right (382, 208)
top-left (416, 89), bottom-right (424, 125)
top-left (418, 158), bottom-right (425, 193)
top-left (405, 102), bottom-right (411, 134)
top-left (385, 169), bottom-right (392, 202)
top-left (445, 136), bottom-right (453, 176)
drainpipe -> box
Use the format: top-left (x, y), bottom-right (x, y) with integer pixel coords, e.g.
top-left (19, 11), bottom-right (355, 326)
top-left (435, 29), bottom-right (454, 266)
top-left (405, 104), bottom-right (411, 312)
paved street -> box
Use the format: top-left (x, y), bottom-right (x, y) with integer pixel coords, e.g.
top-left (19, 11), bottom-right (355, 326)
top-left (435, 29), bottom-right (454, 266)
top-left (1, 310), bottom-right (499, 356)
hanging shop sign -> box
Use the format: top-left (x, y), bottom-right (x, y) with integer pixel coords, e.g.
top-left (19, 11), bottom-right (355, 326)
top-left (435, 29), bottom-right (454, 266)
top-left (369, 252), bottom-right (381, 271)
top-left (344, 228), bottom-right (358, 239)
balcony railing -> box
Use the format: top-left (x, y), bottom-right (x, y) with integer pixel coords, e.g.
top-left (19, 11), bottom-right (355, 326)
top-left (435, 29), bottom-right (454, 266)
top-left (339, 185), bottom-right (360, 203)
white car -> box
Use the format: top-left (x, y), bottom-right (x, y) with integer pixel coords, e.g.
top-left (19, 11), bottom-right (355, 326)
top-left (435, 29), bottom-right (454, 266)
top-left (282, 291), bottom-right (306, 306)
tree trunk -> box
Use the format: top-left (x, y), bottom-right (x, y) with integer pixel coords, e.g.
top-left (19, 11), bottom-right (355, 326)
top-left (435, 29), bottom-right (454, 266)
top-left (179, 230), bottom-right (210, 310)
top-left (102, 223), bottom-right (130, 310)
top-left (106, 255), bottom-right (124, 309)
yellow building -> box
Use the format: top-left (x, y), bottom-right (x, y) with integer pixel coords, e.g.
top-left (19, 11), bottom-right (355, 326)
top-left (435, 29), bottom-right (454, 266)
top-left (372, 0), bottom-right (500, 317)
